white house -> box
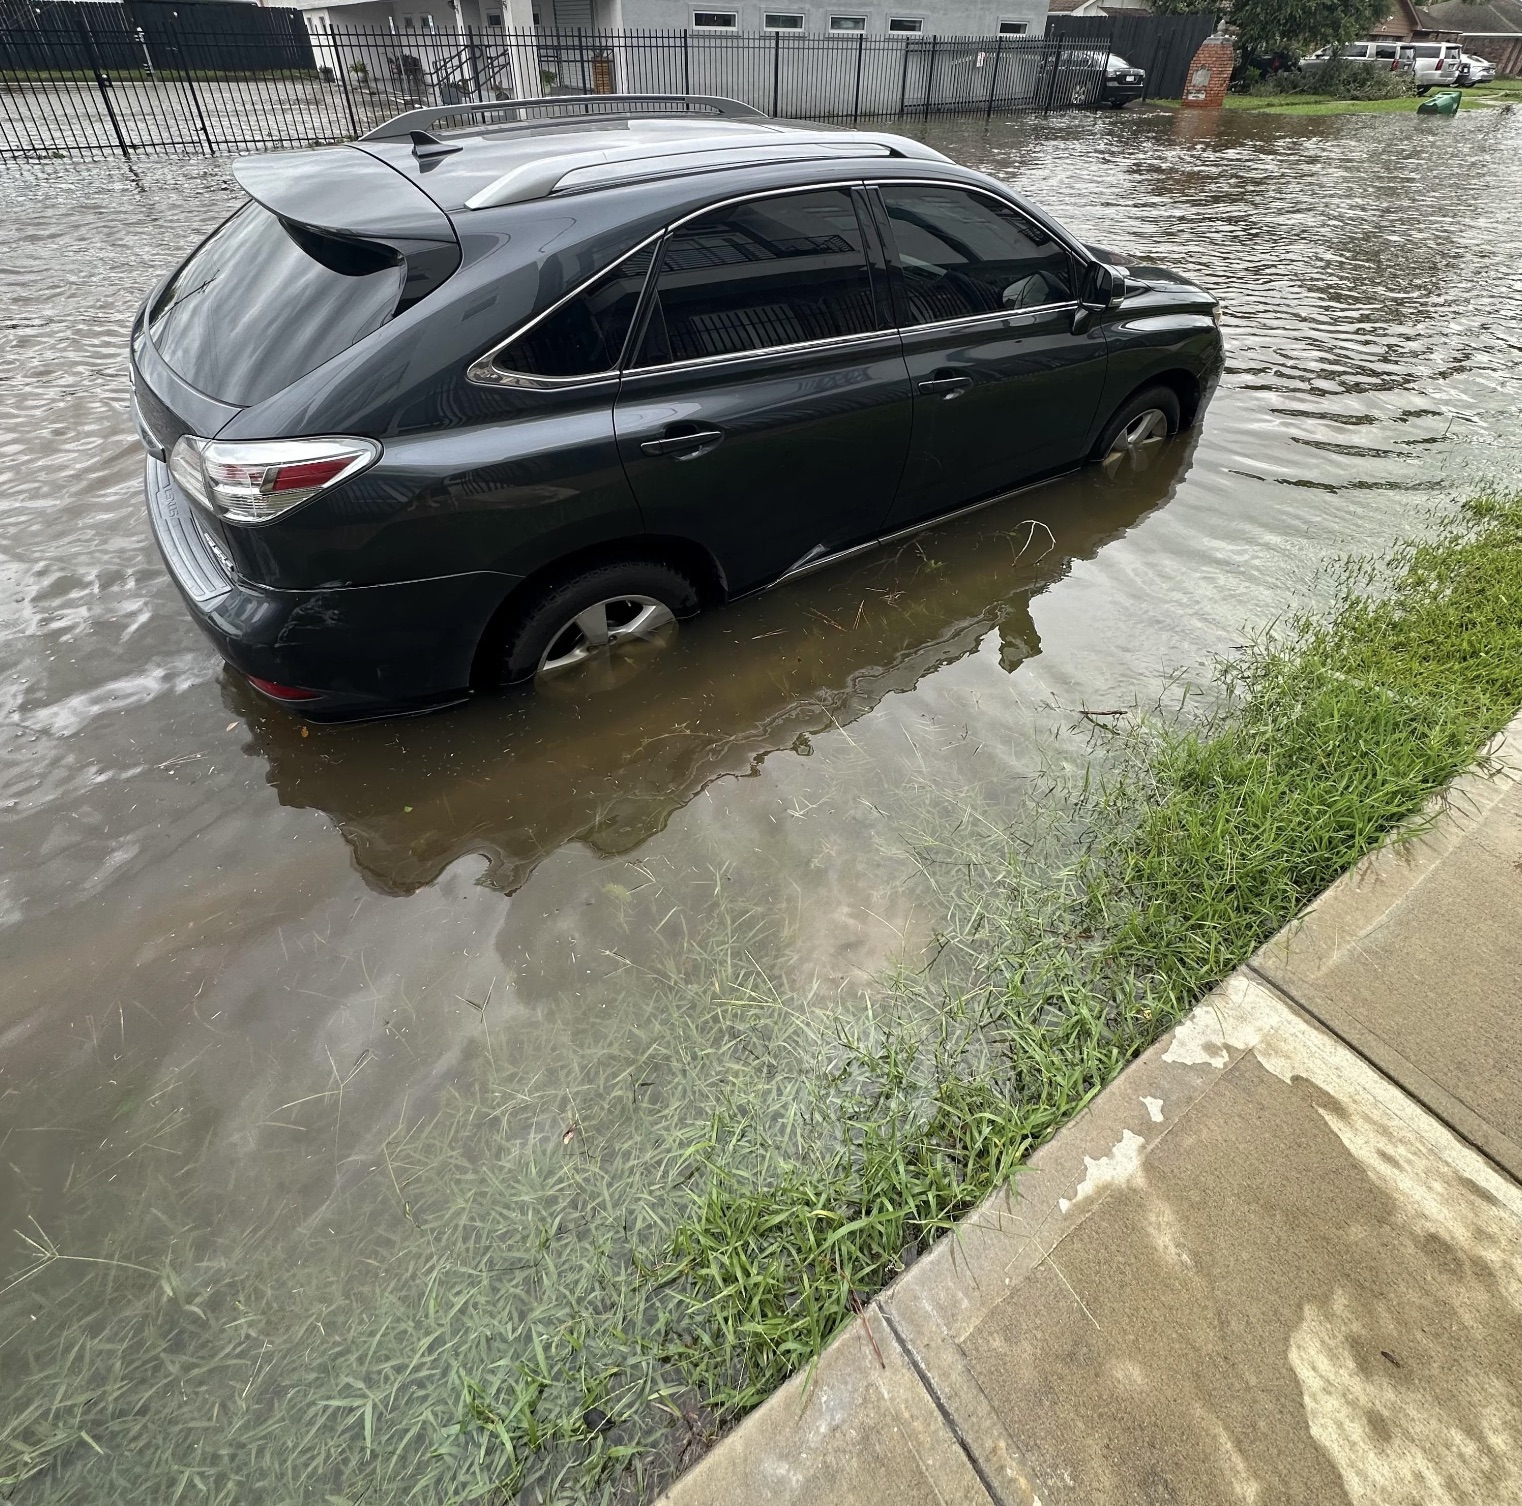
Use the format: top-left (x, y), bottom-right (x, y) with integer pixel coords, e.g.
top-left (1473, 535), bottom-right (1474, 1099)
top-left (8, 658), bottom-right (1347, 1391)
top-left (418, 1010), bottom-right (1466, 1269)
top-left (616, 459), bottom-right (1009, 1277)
top-left (299, 0), bottom-right (1048, 41)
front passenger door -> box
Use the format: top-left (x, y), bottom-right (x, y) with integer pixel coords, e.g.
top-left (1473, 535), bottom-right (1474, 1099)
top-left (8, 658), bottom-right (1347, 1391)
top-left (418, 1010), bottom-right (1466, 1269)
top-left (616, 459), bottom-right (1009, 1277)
top-left (875, 183), bottom-right (1108, 530)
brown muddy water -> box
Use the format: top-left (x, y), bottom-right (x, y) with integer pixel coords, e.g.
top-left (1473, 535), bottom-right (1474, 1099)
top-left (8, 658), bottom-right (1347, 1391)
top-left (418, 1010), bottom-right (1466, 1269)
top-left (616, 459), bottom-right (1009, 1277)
top-left (2, 105), bottom-right (1520, 1501)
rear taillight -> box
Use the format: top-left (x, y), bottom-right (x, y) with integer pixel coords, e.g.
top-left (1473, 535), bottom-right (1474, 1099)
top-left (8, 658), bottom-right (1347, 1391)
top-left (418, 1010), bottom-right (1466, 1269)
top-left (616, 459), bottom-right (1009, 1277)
top-left (246, 675), bottom-right (322, 702)
top-left (168, 436), bottom-right (380, 525)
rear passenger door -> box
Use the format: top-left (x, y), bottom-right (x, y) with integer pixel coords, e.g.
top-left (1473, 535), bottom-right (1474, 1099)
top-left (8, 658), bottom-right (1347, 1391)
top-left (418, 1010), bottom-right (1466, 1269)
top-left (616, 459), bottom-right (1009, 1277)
top-left (873, 182), bottom-right (1108, 530)
top-left (614, 186), bottom-right (913, 594)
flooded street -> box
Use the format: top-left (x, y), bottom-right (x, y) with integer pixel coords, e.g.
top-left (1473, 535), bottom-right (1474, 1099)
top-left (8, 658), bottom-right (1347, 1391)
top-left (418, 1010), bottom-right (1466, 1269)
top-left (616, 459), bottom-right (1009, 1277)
top-left (2, 104), bottom-right (1520, 1500)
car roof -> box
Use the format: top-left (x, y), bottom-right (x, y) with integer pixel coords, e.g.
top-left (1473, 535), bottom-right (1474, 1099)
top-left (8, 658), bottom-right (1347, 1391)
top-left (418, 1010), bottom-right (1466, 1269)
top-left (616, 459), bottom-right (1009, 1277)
top-left (345, 95), bottom-right (951, 214)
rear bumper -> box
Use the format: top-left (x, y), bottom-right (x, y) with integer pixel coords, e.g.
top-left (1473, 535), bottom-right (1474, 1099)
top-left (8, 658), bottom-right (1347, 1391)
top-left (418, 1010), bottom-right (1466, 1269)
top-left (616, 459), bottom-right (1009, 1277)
top-left (146, 458), bottom-right (516, 720)
top-left (1103, 80), bottom-right (1146, 102)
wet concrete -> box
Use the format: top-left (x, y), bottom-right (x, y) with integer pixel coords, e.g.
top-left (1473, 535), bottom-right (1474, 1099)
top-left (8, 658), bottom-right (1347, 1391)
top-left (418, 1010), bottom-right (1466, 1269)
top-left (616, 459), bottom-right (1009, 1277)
top-left (2, 105), bottom-right (1521, 1499)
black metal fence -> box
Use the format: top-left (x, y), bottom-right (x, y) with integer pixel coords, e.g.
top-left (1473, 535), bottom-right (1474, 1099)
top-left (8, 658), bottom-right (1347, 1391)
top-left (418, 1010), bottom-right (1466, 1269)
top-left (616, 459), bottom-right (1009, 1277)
top-left (1, 16), bottom-right (1122, 161)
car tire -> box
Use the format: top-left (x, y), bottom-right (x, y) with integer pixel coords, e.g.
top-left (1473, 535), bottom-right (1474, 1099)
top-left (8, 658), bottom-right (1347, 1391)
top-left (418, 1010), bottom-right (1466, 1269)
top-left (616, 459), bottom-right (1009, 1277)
top-left (494, 560), bottom-right (700, 688)
top-left (1071, 82), bottom-right (1094, 106)
top-left (1090, 385), bottom-right (1181, 474)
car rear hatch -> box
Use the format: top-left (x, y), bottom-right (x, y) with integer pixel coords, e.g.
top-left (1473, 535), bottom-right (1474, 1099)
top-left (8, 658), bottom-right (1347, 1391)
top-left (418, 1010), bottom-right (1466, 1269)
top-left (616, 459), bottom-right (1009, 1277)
top-left (131, 145), bottom-right (460, 459)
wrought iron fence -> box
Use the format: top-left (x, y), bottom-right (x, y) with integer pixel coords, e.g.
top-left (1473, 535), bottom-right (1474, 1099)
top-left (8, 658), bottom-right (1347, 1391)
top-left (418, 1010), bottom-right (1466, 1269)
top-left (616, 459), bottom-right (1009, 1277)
top-left (1, 16), bottom-right (1112, 161)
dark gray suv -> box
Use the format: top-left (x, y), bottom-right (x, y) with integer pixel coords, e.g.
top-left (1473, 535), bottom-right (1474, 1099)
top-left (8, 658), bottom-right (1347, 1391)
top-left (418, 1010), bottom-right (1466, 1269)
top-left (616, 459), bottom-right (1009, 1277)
top-left (131, 93), bottom-right (1222, 720)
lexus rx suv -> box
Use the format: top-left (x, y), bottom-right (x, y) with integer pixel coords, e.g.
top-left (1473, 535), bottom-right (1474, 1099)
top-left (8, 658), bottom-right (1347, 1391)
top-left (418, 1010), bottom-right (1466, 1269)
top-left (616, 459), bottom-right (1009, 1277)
top-left (131, 93), bottom-right (1222, 720)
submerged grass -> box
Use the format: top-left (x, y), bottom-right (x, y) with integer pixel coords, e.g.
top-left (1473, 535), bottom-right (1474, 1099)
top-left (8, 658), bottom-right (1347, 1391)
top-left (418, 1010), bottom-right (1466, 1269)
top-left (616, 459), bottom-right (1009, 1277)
top-left (5, 494), bottom-right (1522, 1501)
top-left (656, 492), bottom-right (1522, 1415)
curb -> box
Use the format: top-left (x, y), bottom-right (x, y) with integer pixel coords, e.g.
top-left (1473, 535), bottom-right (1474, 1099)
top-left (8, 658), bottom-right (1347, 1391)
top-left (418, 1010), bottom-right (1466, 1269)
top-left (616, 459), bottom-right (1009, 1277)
top-left (658, 711), bottom-right (1522, 1506)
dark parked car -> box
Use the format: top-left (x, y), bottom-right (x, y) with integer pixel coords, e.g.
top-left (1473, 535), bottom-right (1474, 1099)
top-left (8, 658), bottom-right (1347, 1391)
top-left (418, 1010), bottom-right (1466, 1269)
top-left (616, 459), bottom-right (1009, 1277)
top-left (1054, 50), bottom-right (1148, 107)
top-left (131, 93), bottom-right (1222, 721)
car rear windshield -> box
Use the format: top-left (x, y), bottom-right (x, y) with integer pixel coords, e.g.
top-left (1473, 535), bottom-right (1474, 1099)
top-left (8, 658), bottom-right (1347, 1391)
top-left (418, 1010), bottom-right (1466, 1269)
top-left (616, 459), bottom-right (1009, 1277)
top-left (149, 203), bottom-right (405, 407)
top-left (1410, 44), bottom-right (1442, 57)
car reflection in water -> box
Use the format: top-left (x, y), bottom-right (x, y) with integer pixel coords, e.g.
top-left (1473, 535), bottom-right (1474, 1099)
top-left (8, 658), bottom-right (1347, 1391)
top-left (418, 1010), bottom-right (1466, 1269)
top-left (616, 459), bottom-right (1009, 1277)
top-left (229, 430), bottom-right (1199, 897)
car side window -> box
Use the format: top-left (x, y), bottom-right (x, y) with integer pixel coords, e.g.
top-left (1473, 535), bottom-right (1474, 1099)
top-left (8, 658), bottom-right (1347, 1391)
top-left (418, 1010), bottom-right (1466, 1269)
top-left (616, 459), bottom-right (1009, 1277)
top-left (633, 188), bottom-right (881, 367)
top-left (488, 244), bottom-right (656, 380)
top-left (876, 183), bottom-right (1077, 324)
top-left (878, 184), bottom-right (1075, 327)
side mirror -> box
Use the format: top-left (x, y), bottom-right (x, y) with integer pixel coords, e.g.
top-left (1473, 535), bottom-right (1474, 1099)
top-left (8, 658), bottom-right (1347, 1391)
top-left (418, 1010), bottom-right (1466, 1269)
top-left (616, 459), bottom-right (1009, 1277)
top-left (1083, 262), bottom-right (1126, 309)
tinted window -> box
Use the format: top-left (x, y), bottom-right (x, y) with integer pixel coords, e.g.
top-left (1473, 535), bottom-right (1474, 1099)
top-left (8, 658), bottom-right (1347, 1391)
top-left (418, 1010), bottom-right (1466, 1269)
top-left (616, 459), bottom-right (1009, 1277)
top-left (880, 185), bottom-right (1074, 326)
top-left (491, 246), bottom-right (654, 379)
top-left (635, 189), bottom-right (879, 367)
top-left (149, 203), bottom-right (405, 407)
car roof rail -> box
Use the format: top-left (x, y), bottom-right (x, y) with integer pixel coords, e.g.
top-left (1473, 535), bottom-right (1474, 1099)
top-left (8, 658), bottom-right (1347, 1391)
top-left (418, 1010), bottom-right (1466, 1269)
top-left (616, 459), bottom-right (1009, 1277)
top-left (361, 93), bottom-right (768, 142)
top-left (460, 132), bottom-right (949, 210)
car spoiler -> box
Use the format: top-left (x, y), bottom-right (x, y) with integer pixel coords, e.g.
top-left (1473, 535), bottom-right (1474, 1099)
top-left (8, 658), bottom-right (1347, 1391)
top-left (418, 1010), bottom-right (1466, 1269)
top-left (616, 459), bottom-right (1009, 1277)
top-left (231, 147), bottom-right (460, 309)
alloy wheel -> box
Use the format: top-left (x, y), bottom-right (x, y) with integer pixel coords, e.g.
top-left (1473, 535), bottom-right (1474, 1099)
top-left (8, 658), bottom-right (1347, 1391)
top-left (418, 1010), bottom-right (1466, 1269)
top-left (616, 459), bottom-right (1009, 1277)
top-left (1102, 407), bottom-right (1169, 475)
top-left (537, 595), bottom-right (677, 676)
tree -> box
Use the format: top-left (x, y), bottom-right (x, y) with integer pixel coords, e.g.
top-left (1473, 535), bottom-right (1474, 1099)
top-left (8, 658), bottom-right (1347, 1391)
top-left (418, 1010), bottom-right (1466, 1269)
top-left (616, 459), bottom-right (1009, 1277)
top-left (1150, 0), bottom-right (1389, 58)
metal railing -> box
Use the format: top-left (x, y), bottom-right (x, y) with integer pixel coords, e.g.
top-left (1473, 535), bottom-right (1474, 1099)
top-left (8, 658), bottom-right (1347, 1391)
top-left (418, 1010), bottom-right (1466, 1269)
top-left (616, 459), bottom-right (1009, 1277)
top-left (0, 17), bottom-right (1110, 160)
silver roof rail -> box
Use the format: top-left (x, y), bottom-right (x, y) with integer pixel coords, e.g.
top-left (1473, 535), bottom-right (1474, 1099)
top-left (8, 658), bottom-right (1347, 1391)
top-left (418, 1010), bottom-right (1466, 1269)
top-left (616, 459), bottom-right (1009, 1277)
top-left (464, 136), bottom-right (913, 210)
top-left (361, 93), bottom-right (767, 143)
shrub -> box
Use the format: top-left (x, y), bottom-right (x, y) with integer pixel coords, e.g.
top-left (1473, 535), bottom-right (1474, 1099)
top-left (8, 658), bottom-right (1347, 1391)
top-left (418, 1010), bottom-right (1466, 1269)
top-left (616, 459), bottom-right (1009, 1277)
top-left (1251, 56), bottom-right (1417, 98)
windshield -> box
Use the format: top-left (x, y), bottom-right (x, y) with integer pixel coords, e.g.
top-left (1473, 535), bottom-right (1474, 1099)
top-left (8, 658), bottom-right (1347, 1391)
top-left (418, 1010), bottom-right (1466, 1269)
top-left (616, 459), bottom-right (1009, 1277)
top-left (1107, 54), bottom-right (1133, 68)
top-left (149, 203), bottom-right (405, 407)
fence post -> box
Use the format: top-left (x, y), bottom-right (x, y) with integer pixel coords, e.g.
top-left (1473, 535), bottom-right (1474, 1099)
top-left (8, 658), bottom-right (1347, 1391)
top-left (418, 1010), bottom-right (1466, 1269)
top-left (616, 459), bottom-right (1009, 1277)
top-left (897, 33), bottom-right (910, 116)
top-left (852, 30), bottom-right (864, 122)
top-left (922, 33), bottom-right (937, 117)
top-left (173, 16), bottom-right (215, 152)
top-left (985, 35), bottom-right (1001, 117)
top-left (683, 27), bottom-right (690, 95)
top-left (330, 26), bottom-right (363, 138)
top-left (1044, 37), bottom-right (1062, 111)
top-left (465, 25), bottom-right (479, 100)
top-left (72, 7), bottom-right (132, 159)
top-left (771, 28), bottom-right (780, 116)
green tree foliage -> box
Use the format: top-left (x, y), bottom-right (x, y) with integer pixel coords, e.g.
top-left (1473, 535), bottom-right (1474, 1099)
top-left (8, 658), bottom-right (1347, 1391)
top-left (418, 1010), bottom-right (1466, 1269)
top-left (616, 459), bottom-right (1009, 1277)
top-left (1151, 0), bottom-right (1389, 59)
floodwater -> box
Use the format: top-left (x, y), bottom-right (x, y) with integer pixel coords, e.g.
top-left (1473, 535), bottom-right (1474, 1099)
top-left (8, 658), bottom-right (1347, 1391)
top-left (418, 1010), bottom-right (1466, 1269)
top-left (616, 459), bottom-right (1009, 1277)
top-left (2, 104), bottom-right (1520, 1500)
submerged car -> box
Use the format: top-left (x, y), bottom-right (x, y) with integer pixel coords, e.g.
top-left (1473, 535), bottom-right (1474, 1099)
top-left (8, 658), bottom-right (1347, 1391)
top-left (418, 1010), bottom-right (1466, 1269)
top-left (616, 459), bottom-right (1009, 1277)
top-left (131, 93), bottom-right (1222, 721)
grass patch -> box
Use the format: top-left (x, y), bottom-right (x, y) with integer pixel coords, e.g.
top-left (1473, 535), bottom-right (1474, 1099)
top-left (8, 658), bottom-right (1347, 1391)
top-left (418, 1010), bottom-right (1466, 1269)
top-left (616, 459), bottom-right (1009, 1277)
top-left (1152, 81), bottom-right (1522, 113)
top-left (654, 492), bottom-right (1522, 1415)
top-left (4, 495), bottom-right (1522, 1501)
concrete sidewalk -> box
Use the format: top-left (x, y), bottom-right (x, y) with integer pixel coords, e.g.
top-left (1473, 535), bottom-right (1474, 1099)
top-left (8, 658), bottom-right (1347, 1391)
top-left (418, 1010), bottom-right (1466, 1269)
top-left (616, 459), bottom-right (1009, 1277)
top-left (660, 715), bottom-right (1522, 1506)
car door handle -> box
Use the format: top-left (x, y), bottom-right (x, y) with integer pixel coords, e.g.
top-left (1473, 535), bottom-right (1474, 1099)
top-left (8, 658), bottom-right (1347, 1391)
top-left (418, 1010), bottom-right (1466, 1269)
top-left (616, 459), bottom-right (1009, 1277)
top-left (917, 374), bottom-right (973, 397)
top-left (640, 427), bottom-right (725, 458)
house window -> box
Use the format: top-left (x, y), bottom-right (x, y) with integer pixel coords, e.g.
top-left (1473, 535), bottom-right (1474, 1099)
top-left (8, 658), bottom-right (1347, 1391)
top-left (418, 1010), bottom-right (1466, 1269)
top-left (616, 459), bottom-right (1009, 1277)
top-left (402, 13), bottom-right (417, 27)
top-left (998, 19), bottom-right (1027, 33)
top-left (765, 11), bottom-right (804, 25)
top-left (888, 16), bottom-right (923, 30)
top-left (830, 13), bottom-right (866, 28)
top-left (693, 9), bottom-right (737, 24)
top-left (486, 8), bottom-right (503, 24)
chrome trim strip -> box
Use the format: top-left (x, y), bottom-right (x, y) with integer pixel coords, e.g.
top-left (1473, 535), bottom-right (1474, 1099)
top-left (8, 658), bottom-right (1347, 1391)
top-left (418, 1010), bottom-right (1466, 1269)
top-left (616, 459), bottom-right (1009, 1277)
top-left (622, 324), bottom-right (900, 380)
top-left (467, 181), bottom-right (886, 390)
top-left (464, 173), bottom-right (1075, 391)
top-left (767, 469), bottom-right (1078, 590)
top-left (465, 227), bottom-right (667, 390)
top-left (896, 300), bottom-right (1080, 337)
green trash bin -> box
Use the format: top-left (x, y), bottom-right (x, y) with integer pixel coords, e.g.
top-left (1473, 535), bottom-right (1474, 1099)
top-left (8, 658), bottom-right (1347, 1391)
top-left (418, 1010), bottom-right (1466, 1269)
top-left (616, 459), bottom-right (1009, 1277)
top-left (1416, 89), bottom-right (1462, 115)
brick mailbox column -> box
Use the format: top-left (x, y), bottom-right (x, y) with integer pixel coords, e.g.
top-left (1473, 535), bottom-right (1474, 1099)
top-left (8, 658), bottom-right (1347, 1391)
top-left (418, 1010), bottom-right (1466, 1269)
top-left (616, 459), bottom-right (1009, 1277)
top-left (1182, 30), bottom-right (1235, 108)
